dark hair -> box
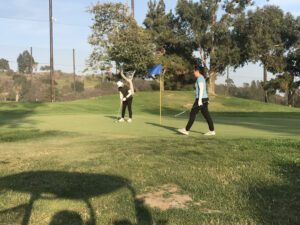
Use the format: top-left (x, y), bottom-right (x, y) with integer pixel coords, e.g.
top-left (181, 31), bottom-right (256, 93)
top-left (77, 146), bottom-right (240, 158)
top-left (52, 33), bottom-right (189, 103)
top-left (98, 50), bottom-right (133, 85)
top-left (194, 65), bottom-right (207, 77)
top-left (194, 59), bottom-right (207, 77)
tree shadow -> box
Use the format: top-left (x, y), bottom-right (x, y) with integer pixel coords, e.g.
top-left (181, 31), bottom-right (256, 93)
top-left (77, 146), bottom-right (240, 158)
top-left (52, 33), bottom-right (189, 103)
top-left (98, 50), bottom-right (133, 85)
top-left (0, 171), bottom-right (156, 225)
top-left (247, 161), bottom-right (300, 225)
top-left (0, 129), bottom-right (71, 143)
top-left (0, 103), bottom-right (43, 128)
top-left (214, 112), bottom-right (300, 136)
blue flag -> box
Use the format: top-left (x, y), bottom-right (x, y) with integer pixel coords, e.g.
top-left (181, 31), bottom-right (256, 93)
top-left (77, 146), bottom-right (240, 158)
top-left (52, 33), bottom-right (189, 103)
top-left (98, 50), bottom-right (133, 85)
top-left (148, 64), bottom-right (163, 78)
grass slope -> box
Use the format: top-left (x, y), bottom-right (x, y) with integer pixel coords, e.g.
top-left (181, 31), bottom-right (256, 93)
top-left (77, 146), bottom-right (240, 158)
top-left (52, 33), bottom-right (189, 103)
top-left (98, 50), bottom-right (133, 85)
top-left (0, 91), bottom-right (299, 225)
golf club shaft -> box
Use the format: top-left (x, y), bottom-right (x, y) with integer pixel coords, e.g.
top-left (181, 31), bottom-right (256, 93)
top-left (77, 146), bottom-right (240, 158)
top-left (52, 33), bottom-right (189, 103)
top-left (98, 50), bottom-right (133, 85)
top-left (174, 101), bottom-right (208, 117)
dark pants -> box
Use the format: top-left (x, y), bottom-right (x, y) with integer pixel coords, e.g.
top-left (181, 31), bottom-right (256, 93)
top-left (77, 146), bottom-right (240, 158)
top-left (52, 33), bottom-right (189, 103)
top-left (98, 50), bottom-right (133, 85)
top-left (186, 99), bottom-right (214, 132)
top-left (122, 98), bottom-right (133, 119)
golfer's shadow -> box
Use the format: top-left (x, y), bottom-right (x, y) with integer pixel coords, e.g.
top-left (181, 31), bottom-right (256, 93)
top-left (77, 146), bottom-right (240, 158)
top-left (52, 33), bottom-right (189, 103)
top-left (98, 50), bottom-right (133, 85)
top-left (146, 123), bottom-right (204, 135)
top-left (146, 122), bottom-right (179, 134)
top-left (0, 171), bottom-right (153, 225)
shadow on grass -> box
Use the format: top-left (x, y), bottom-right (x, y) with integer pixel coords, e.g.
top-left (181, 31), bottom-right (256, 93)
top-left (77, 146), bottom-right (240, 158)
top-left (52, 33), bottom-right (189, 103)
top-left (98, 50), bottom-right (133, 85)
top-left (0, 103), bottom-right (44, 128)
top-left (145, 122), bottom-right (205, 135)
top-left (0, 171), bottom-right (157, 225)
top-left (248, 161), bottom-right (300, 225)
top-left (0, 129), bottom-right (72, 143)
top-left (145, 122), bottom-right (179, 134)
top-left (214, 112), bottom-right (300, 136)
top-left (105, 115), bottom-right (120, 121)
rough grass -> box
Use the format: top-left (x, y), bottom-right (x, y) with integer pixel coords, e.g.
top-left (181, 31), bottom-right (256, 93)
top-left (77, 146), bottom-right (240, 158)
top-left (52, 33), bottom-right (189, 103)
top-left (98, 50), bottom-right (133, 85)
top-left (0, 91), bottom-right (299, 225)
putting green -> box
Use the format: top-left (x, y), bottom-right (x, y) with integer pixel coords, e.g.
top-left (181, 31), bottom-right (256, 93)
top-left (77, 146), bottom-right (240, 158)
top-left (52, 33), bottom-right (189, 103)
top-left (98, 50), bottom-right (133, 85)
top-left (0, 92), bottom-right (299, 225)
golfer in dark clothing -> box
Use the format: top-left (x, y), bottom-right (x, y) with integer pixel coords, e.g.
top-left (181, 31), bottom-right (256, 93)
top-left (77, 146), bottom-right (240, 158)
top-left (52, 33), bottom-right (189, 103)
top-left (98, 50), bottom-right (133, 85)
top-left (117, 81), bottom-right (133, 122)
top-left (178, 65), bottom-right (215, 136)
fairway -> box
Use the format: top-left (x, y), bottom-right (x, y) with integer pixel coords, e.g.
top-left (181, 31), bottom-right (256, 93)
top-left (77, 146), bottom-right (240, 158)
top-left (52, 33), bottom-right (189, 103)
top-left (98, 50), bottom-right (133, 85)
top-left (0, 91), bottom-right (299, 225)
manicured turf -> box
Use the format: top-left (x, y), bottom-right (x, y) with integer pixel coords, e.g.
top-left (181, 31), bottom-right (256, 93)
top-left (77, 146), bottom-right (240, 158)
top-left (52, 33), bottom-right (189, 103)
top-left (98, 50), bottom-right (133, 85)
top-left (0, 91), bottom-right (299, 225)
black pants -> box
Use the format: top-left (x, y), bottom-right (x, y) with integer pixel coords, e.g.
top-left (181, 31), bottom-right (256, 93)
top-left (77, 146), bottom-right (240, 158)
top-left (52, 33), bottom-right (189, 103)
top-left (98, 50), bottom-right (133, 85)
top-left (186, 99), bottom-right (214, 132)
top-left (122, 98), bottom-right (133, 119)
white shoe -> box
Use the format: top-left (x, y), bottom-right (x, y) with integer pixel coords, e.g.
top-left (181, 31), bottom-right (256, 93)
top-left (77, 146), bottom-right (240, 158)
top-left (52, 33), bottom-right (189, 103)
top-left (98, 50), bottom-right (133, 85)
top-left (127, 119), bottom-right (132, 123)
top-left (178, 128), bottom-right (189, 135)
top-left (118, 118), bottom-right (125, 122)
top-left (204, 131), bottom-right (216, 136)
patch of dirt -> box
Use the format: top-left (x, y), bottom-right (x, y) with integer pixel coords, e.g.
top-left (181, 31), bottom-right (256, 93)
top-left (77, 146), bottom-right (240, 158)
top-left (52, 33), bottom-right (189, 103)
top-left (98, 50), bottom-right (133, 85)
top-left (137, 184), bottom-right (223, 214)
top-left (137, 184), bottom-right (193, 211)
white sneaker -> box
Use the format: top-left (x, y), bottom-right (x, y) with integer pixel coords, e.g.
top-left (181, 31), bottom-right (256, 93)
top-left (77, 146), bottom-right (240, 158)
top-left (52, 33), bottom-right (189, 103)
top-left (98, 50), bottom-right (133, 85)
top-left (118, 118), bottom-right (125, 122)
top-left (178, 128), bottom-right (189, 135)
top-left (204, 131), bottom-right (216, 136)
top-left (127, 119), bottom-right (132, 123)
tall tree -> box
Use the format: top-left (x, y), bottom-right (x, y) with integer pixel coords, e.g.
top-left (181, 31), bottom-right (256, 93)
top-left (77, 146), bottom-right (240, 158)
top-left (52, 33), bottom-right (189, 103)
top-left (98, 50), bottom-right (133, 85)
top-left (239, 6), bottom-right (291, 102)
top-left (265, 13), bottom-right (300, 106)
top-left (108, 22), bottom-right (155, 73)
top-left (17, 50), bottom-right (35, 74)
top-left (88, 2), bottom-right (155, 74)
top-left (0, 58), bottom-right (10, 71)
top-left (176, 0), bottom-right (255, 95)
top-left (88, 3), bottom-right (132, 72)
top-left (144, 0), bottom-right (194, 89)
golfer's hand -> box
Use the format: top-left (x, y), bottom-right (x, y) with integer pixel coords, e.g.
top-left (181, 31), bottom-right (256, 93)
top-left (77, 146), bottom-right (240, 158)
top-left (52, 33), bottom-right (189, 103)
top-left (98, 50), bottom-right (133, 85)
top-left (123, 98), bottom-right (127, 102)
top-left (198, 101), bottom-right (203, 107)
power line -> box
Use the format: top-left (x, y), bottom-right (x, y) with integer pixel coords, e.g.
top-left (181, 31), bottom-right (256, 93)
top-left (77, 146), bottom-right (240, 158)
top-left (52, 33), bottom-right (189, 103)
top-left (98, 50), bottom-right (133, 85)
top-left (0, 16), bottom-right (89, 28)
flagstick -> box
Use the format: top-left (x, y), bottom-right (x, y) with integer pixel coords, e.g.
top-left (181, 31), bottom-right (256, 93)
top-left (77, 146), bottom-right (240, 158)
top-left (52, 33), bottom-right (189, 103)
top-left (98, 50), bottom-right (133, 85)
top-left (160, 74), bottom-right (162, 125)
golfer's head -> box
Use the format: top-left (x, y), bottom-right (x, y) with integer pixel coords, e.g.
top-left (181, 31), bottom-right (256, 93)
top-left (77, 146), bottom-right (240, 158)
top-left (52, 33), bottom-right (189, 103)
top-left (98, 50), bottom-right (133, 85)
top-left (194, 65), bottom-right (205, 78)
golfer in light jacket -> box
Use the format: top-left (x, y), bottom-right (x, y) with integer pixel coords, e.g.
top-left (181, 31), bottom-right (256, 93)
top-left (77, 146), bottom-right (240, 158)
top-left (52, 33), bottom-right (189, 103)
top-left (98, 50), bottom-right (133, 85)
top-left (178, 63), bottom-right (215, 136)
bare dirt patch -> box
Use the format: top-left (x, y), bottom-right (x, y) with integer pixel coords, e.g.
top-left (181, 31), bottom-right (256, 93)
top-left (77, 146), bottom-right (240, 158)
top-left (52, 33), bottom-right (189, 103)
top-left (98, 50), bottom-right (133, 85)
top-left (137, 184), bottom-right (223, 214)
top-left (137, 184), bottom-right (192, 211)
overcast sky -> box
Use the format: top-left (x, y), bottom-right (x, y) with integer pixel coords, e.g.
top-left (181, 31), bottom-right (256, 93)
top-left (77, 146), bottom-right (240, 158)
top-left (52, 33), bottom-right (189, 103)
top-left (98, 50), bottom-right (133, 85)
top-left (0, 0), bottom-right (299, 85)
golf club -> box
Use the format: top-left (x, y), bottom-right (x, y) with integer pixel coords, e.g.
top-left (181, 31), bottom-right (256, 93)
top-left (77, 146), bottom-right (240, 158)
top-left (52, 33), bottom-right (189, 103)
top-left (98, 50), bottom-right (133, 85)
top-left (174, 101), bottom-right (208, 117)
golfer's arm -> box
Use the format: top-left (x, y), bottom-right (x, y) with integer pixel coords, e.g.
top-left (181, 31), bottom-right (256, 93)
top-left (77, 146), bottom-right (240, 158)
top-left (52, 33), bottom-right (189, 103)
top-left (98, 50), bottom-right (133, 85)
top-left (119, 92), bottom-right (124, 100)
top-left (125, 90), bottom-right (132, 99)
top-left (198, 82), bottom-right (204, 103)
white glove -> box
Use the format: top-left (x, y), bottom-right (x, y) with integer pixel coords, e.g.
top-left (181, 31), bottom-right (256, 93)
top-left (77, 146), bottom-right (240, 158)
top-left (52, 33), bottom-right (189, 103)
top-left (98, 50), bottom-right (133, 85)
top-left (123, 98), bottom-right (127, 101)
top-left (198, 100), bottom-right (203, 107)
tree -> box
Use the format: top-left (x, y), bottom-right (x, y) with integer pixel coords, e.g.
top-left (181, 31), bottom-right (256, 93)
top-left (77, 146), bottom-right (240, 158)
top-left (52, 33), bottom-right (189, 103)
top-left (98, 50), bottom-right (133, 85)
top-left (0, 58), bottom-right (10, 71)
top-left (108, 22), bottom-right (155, 73)
top-left (40, 65), bottom-right (51, 71)
top-left (87, 3), bottom-right (132, 72)
top-left (266, 49), bottom-right (300, 107)
top-left (12, 74), bottom-right (30, 102)
top-left (235, 6), bottom-right (297, 102)
top-left (17, 50), bottom-right (36, 74)
top-left (176, 0), bottom-right (255, 95)
top-left (144, 0), bottom-right (194, 90)
top-left (253, 11), bottom-right (300, 106)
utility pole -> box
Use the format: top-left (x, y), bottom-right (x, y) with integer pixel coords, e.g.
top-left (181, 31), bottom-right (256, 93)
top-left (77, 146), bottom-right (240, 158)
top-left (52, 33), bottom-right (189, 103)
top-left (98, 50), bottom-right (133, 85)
top-left (73, 48), bottom-right (76, 92)
top-left (131, 0), bottom-right (135, 19)
top-left (49, 0), bottom-right (55, 102)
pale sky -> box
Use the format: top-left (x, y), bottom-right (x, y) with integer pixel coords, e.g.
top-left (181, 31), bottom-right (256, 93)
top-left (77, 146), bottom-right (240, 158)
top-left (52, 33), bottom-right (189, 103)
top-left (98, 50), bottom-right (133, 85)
top-left (0, 0), bottom-right (299, 86)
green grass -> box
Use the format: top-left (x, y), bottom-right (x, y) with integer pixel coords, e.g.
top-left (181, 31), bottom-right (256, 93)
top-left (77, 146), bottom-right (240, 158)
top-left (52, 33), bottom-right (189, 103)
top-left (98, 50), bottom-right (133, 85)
top-left (0, 91), bottom-right (299, 225)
